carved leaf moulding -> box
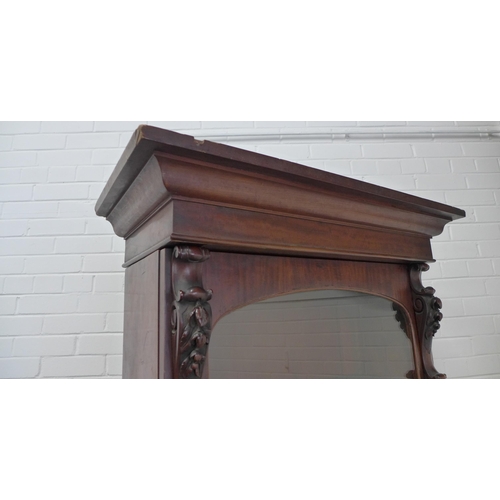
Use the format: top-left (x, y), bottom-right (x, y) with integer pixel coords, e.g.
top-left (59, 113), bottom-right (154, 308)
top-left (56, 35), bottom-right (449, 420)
top-left (409, 263), bottom-right (445, 379)
top-left (392, 263), bottom-right (445, 379)
top-left (171, 245), bottom-right (213, 379)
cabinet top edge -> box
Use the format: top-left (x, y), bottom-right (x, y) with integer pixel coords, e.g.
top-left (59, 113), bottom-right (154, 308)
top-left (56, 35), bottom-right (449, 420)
top-left (95, 124), bottom-right (466, 221)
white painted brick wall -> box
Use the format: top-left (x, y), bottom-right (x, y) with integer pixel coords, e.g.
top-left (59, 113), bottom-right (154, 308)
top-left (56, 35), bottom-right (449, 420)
top-left (1, 121), bottom-right (499, 378)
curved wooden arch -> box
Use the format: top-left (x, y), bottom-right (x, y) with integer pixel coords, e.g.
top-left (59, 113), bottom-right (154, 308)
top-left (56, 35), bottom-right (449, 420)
top-left (201, 250), bottom-right (424, 379)
top-left (205, 252), bottom-right (412, 325)
top-left (159, 246), bottom-right (444, 380)
top-left (135, 246), bottom-right (444, 380)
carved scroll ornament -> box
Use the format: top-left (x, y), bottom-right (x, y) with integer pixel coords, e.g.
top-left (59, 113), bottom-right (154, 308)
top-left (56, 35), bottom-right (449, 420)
top-left (392, 303), bottom-right (411, 341)
top-left (391, 264), bottom-right (445, 378)
top-left (391, 302), bottom-right (416, 379)
top-left (409, 263), bottom-right (445, 379)
top-left (171, 246), bottom-right (213, 379)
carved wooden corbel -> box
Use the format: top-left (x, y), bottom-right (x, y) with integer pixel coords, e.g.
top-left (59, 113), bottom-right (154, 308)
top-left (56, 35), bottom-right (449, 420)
top-left (392, 302), bottom-right (411, 341)
top-left (409, 263), bottom-right (446, 379)
top-left (391, 302), bottom-right (416, 379)
top-left (171, 246), bottom-right (212, 379)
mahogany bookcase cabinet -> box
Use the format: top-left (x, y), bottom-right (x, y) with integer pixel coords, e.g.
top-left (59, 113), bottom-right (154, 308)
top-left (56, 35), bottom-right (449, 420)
top-left (95, 125), bottom-right (465, 379)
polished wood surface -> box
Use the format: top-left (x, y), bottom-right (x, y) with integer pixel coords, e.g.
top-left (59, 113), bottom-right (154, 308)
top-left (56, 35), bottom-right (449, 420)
top-left (95, 125), bottom-right (466, 379)
top-left (158, 248), bottom-right (172, 379)
top-left (205, 252), bottom-right (413, 324)
top-left (96, 126), bottom-right (465, 267)
top-left (96, 126), bottom-right (465, 223)
top-left (203, 251), bottom-right (425, 378)
top-left (123, 251), bottom-right (159, 379)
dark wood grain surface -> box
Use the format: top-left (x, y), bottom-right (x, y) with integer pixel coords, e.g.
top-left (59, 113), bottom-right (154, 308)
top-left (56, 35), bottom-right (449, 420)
top-left (96, 125), bottom-right (465, 221)
top-left (123, 251), bottom-right (159, 379)
top-left (96, 125), bottom-right (464, 379)
top-left (97, 126), bottom-right (465, 266)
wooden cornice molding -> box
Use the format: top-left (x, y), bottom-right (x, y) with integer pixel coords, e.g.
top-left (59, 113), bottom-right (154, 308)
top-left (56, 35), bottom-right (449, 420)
top-left (96, 125), bottom-right (465, 267)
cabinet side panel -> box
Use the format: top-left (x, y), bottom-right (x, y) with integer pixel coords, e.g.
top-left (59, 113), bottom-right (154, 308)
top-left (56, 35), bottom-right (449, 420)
top-left (159, 248), bottom-right (173, 378)
top-left (123, 251), bottom-right (159, 378)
